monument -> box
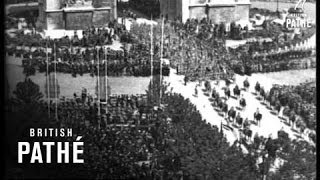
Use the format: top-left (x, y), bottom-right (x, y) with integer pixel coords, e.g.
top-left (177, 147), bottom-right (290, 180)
top-left (37, 0), bottom-right (117, 30)
top-left (160, 0), bottom-right (251, 25)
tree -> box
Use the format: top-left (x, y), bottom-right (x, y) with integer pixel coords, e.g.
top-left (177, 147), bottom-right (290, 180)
top-left (13, 78), bottom-right (43, 104)
top-left (23, 65), bottom-right (36, 77)
top-left (270, 140), bottom-right (316, 180)
top-left (158, 91), bottom-right (261, 179)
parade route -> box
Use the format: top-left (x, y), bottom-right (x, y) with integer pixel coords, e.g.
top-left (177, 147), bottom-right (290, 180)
top-left (165, 68), bottom-right (315, 146)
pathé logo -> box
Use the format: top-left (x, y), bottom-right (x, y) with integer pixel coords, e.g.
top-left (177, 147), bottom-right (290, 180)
top-left (286, 0), bottom-right (312, 29)
top-left (294, 0), bottom-right (306, 11)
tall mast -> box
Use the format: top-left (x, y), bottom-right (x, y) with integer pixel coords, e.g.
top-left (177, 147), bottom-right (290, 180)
top-left (46, 39), bottom-right (50, 118)
top-left (150, 15), bottom-right (154, 86)
top-left (97, 47), bottom-right (101, 118)
top-left (54, 42), bottom-right (58, 121)
top-left (105, 47), bottom-right (108, 113)
top-left (159, 16), bottom-right (164, 105)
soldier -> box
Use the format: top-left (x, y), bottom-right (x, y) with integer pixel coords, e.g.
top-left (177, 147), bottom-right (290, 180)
top-left (255, 81), bottom-right (261, 94)
top-left (235, 112), bottom-right (242, 127)
top-left (225, 86), bottom-right (231, 99)
top-left (243, 77), bottom-right (250, 91)
top-left (239, 95), bottom-right (246, 110)
top-left (222, 101), bottom-right (228, 117)
top-left (228, 107), bottom-right (236, 123)
top-left (211, 87), bottom-right (217, 99)
top-left (254, 108), bottom-right (262, 127)
top-left (233, 84), bottom-right (240, 99)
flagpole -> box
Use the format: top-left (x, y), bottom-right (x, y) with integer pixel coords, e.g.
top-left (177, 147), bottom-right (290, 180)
top-left (46, 39), bottom-right (50, 118)
top-left (150, 15), bottom-right (154, 86)
top-left (97, 47), bottom-right (101, 118)
top-left (105, 47), bottom-right (108, 113)
top-left (54, 42), bottom-right (58, 121)
top-left (160, 16), bottom-right (164, 105)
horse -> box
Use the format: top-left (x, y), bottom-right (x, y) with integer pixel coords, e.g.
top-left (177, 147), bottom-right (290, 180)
top-left (204, 81), bottom-right (211, 92)
top-left (260, 87), bottom-right (265, 99)
top-left (222, 103), bottom-right (228, 117)
top-left (233, 85), bottom-right (241, 99)
top-left (239, 97), bottom-right (246, 110)
top-left (255, 82), bottom-right (261, 94)
top-left (243, 78), bottom-right (250, 91)
top-left (224, 87), bottom-right (231, 99)
top-left (211, 88), bottom-right (217, 99)
top-left (228, 108), bottom-right (236, 122)
top-left (242, 128), bottom-right (252, 141)
top-left (236, 115), bottom-right (243, 127)
top-left (217, 98), bottom-right (224, 109)
top-left (254, 111), bottom-right (262, 127)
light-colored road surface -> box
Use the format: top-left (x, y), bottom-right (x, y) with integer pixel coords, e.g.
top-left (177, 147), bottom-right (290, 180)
top-left (165, 68), bottom-right (315, 146)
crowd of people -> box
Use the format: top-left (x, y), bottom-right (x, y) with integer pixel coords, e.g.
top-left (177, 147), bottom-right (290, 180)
top-left (229, 46), bottom-right (315, 75)
top-left (6, 20), bottom-right (126, 47)
top-left (6, 77), bottom-right (316, 179)
top-left (6, 26), bottom-right (170, 77)
top-left (189, 74), bottom-right (316, 148)
top-left (256, 82), bottom-right (316, 133)
top-left (5, 3), bottom-right (317, 179)
top-left (18, 46), bottom-right (169, 77)
top-left (138, 17), bottom-right (315, 78)
top-left (6, 10), bottom-right (315, 79)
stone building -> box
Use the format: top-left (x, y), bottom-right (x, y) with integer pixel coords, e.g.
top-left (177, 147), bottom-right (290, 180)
top-left (160, 0), bottom-right (251, 25)
top-left (38, 0), bottom-right (117, 30)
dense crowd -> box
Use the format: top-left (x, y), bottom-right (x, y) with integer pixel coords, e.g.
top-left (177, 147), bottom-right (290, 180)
top-left (257, 82), bottom-right (316, 133)
top-left (6, 25), bottom-right (170, 77)
top-left (6, 20), bottom-right (126, 47)
top-left (5, 4), bottom-right (316, 179)
top-left (135, 17), bottom-right (315, 78)
top-left (229, 46), bottom-right (314, 75)
top-left (16, 45), bottom-right (169, 77)
top-left (6, 9), bottom-right (315, 78)
top-left (6, 78), bottom-right (316, 179)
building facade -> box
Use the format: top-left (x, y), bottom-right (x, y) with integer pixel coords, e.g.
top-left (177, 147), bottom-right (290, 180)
top-left (38, 0), bottom-right (117, 30)
top-left (160, 0), bottom-right (250, 24)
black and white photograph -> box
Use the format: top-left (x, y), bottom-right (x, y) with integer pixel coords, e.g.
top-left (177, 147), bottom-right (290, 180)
top-left (3, 0), bottom-right (316, 179)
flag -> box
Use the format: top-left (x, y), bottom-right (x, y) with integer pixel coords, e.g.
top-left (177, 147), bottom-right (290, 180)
top-left (45, 73), bottom-right (60, 99)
